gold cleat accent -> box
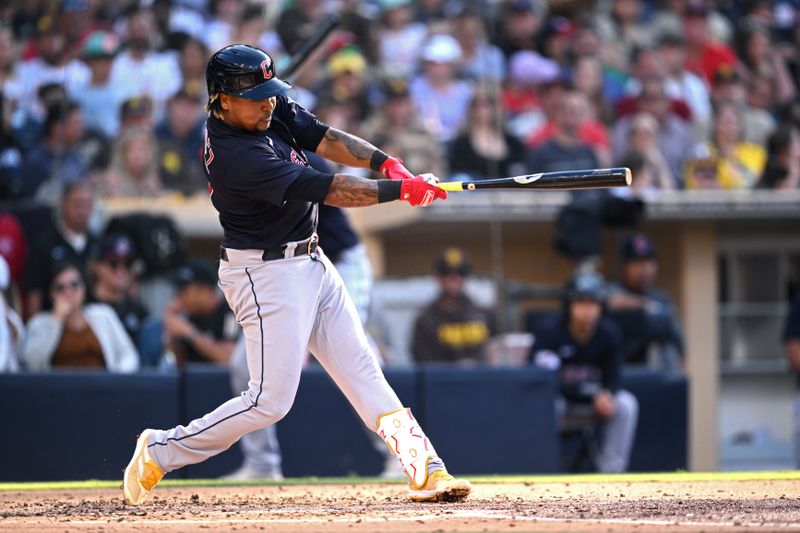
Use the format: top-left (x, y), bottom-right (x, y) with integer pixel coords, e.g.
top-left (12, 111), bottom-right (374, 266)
top-left (408, 470), bottom-right (472, 502)
top-left (122, 429), bottom-right (164, 505)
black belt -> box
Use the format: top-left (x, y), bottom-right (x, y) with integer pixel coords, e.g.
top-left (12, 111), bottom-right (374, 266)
top-left (220, 235), bottom-right (318, 262)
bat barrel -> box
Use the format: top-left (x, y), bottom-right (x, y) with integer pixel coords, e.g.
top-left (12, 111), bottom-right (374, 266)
top-left (531, 167), bottom-right (631, 189)
top-left (438, 167), bottom-right (632, 192)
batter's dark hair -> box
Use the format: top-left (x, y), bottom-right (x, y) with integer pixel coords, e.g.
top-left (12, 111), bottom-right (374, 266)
top-left (205, 92), bottom-right (223, 119)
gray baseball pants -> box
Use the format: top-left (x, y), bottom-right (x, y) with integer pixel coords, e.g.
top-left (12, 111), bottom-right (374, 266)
top-left (556, 389), bottom-right (639, 473)
top-left (147, 247), bottom-right (403, 473)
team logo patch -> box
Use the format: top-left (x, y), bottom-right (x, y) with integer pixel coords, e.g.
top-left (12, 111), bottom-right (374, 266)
top-left (290, 150), bottom-right (303, 165)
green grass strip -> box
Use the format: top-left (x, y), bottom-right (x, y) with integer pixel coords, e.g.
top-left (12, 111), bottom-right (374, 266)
top-left (2, 470), bottom-right (799, 492)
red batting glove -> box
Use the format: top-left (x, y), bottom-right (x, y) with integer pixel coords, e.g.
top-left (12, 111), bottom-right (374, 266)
top-left (400, 177), bottom-right (448, 207)
top-left (380, 156), bottom-right (415, 181)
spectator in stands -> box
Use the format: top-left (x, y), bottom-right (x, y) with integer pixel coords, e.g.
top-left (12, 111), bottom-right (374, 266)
top-left (735, 19), bottom-right (796, 109)
top-left (318, 46), bottom-right (371, 125)
top-left (757, 125), bottom-right (800, 190)
top-left (530, 273), bottom-right (638, 473)
top-left (449, 87), bottom-right (526, 180)
top-left (595, 0), bottom-right (651, 71)
top-left (607, 234), bottom-right (684, 370)
top-left (0, 256), bottom-right (23, 373)
top-left (177, 37), bottom-right (211, 107)
top-left (203, 0), bottom-right (247, 53)
top-left (71, 31), bottom-right (130, 140)
top-left (684, 102), bottom-right (766, 189)
top-left (360, 79), bottom-right (446, 179)
top-left (9, 80), bottom-right (68, 155)
top-left (618, 113), bottom-right (676, 191)
top-left (155, 88), bottom-right (205, 196)
top-left (493, 0), bottom-right (543, 58)
top-left (11, 16), bottom-right (89, 114)
top-left (410, 34), bottom-right (473, 143)
top-left (21, 261), bottom-right (139, 372)
top-left (529, 86), bottom-right (612, 167)
top-left (681, 1), bottom-right (737, 87)
top-left (377, 0), bottom-right (427, 78)
top-left (571, 55), bottom-right (615, 126)
top-left (452, 7), bottom-right (505, 83)
top-left (411, 248), bottom-right (495, 365)
top-left (336, 0), bottom-right (378, 65)
top-left (119, 95), bottom-right (156, 133)
top-left (163, 260), bottom-right (238, 365)
top-left (612, 78), bottom-right (694, 184)
top-left (784, 294), bottom-right (800, 468)
top-left (276, 0), bottom-right (326, 55)
top-left (25, 181), bottom-right (99, 318)
top-left (526, 89), bottom-right (600, 173)
top-left (658, 31), bottom-right (712, 140)
top-left (100, 126), bottom-right (163, 198)
top-left (111, 8), bottom-right (180, 119)
top-left (502, 51), bottom-right (560, 141)
top-left (19, 100), bottom-right (89, 200)
top-left (710, 66), bottom-right (775, 145)
top-left (88, 234), bottom-right (152, 362)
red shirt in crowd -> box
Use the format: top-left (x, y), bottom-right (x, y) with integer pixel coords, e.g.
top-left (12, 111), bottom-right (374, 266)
top-left (685, 42), bottom-right (737, 87)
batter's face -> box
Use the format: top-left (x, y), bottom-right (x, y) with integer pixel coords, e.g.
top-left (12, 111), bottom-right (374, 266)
top-left (220, 93), bottom-right (277, 132)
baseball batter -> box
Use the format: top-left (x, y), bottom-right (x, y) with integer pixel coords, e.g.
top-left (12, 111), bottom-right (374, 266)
top-left (123, 44), bottom-right (471, 504)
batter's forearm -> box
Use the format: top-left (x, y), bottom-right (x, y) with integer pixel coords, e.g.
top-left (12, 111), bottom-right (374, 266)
top-left (324, 174), bottom-right (379, 207)
top-left (317, 128), bottom-right (379, 169)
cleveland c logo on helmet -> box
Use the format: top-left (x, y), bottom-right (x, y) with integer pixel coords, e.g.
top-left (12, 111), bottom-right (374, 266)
top-left (261, 59), bottom-right (273, 80)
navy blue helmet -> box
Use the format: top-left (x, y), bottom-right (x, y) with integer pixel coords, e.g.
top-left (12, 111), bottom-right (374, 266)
top-left (206, 44), bottom-right (290, 101)
top-left (566, 273), bottom-right (606, 303)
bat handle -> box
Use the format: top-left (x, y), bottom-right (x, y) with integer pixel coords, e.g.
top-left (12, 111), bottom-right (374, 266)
top-left (438, 182), bottom-right (467, 192)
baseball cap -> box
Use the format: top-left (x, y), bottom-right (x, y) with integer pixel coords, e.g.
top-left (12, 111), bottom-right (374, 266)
top-left (383, 78), bottom-right (410, 100)
top-left (82, 31), bottom-right (119, 58)
top-left (96, 234), bottom-right (136, 262)
top-left (175, 260), bottom-right (217, 288)
top-left (120, 95), bottom-right (153, 121)
top-left (713, 64), bottom-right (740, 85)
top-left (658, 29), bottom-right (686, 47)
top-left (434, 247), bottom-right (471, 276)
top-left (328, 47), bottom-right (367, 77)
top-left (683, 0), bottom-right (709, 17)
top-left (619, 233), bottom-right (657, 262)
top-left (509, 51), bottom-right (560, 86)
top-left (421, 34), bottom-right (462, 63)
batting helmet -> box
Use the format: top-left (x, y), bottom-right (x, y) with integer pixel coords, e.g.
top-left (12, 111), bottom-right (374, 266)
top-left (206, 44), bottom-right (290, 102)
top-left (565, 272), bottom-right (606, 304)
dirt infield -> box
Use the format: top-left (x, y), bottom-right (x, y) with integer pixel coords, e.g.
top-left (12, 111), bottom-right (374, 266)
top-left (1, 478), bottom-right (799, 532)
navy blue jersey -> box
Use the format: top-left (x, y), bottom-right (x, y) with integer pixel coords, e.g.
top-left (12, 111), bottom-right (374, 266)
top-left (203, 96), bottom-right (330, 250)
top-left (530, 315), bottom-right (623, 403)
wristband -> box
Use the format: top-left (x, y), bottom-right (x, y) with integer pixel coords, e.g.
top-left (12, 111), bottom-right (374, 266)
top-left (370, 150), bottom-right (390, 172)
top-left (377, 180), bottom-right (402, 203)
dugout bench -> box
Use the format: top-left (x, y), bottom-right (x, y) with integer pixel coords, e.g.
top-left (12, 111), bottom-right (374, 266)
top-left (0, 366), bottom-right (686, 481)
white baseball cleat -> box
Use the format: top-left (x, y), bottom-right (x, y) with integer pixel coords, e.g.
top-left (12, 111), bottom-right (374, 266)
top-left (122, 429), bottom-right (164, 505)
top-left (408, 469), bottom-right (472, 502)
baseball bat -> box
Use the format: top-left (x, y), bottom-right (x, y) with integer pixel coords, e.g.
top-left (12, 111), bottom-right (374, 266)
top-left (281, 13), bottom-right (342, 83)
top-left (437, 167), bottom-right (632, 192)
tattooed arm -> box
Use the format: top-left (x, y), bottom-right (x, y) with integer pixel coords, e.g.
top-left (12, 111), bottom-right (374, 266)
top-left (315, 128), bottom-right (380, 169)
top-left (323, 174), bottom-right (379, 207)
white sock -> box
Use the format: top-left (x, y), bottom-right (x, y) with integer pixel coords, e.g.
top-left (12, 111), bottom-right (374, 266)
top-left (427, 457), bottom-right (445, 475)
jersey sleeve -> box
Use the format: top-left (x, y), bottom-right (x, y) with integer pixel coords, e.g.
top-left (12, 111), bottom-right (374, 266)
top-left (276, 96), bottom-right (330, 152)
top-left (227, 145), bottom-right (327, 206)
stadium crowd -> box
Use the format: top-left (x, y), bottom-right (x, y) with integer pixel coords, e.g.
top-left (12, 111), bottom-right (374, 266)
top-left (0, 0), bottom-right (799, 472)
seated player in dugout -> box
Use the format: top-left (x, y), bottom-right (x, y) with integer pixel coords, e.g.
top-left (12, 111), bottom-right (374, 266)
top-left (123, 44), bottom-right (469, 506)
top-left (162, 260), bottom-right (238, 365)
top-left (530, 273), bottom-right (639, 473)
top-left (411, 248), bottom-right (496, 365)
top-left (606, 233), bottom-right (684, 371)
